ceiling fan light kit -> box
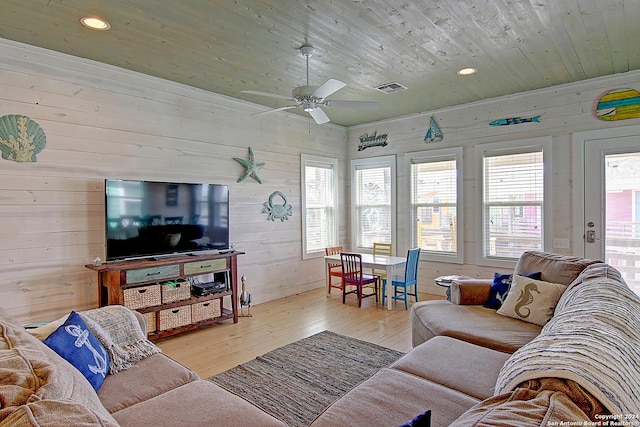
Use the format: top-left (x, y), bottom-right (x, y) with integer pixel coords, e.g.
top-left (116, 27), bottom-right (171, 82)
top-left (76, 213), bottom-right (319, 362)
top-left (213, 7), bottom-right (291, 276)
top-left (241, 42), bottom-right (380, 124)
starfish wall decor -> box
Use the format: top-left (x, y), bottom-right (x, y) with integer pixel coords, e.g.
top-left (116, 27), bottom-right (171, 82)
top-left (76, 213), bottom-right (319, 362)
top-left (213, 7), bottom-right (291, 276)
top-left (233, 146), bottom-right (265, 184)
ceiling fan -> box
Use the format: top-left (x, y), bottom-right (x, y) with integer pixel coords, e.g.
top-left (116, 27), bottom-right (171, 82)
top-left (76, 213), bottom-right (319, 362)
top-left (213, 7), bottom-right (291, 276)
top-left (241, 43), bottom-right (380, 124)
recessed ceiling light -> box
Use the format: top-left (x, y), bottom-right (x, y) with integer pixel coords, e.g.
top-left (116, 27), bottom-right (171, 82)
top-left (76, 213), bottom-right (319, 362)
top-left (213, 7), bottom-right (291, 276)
top-left (457, 67), bottom-right (477, 76)
top-left (80, 16), bottom-right (111, 30)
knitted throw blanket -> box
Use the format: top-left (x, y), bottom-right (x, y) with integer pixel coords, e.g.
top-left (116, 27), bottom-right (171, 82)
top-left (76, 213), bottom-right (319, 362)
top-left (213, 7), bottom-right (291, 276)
top-left (495, 277), bottom-right (640, 417)
top-left (80, 305), bottom-right (161, 374)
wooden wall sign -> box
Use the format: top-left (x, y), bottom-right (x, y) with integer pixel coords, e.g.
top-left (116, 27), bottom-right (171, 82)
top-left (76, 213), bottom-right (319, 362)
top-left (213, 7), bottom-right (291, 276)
top-left (0, 115), bottom-right (47, 162)
top-left (357, 131), bottom-right (388, 151)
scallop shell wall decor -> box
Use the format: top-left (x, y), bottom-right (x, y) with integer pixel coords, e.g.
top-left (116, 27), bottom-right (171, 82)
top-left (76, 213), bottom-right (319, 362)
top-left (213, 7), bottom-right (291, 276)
top-left (0, 115), bottom-right (47, 162)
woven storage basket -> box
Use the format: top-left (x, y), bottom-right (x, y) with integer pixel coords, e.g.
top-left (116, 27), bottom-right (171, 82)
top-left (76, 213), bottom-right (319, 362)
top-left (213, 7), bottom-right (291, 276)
top-left (191, 300), bottom-right (221, 323)
top-left (158, 306), bottom-right (192, 331)
top-left (161, 279), bottom-right (191, 304)
top-left (123, 284), bottom-right (162, 310)
top-left (142, 311), bottom-right (156, 334)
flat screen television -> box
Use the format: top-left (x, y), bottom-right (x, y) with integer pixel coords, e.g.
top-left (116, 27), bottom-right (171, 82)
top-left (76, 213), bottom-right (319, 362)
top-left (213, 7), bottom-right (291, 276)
top-left (105, 179), bottom-right (229, 261)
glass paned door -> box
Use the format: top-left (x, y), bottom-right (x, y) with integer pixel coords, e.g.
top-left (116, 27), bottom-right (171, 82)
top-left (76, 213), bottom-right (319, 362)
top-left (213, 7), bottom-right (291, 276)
top-left (584, 135), bottom-right (640, 296)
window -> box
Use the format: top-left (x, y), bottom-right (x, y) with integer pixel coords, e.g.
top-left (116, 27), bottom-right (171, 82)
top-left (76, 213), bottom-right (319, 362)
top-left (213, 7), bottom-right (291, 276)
top-left (301, 154), bottom-right (338, 259)
top-left (477, 138), bottom-right (552, 266)
top-left (351, 156), bottom-right (396, 251)
top-left (406, 147), bottom-right (463, 263)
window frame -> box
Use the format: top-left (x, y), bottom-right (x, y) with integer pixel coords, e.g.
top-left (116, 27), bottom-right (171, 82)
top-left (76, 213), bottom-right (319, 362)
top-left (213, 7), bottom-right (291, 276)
top-left (405, 147), bottom-right (464, 264)
top-left (350, 155), bottom-right (396, 253)
top-left (301, 154), bottom-right (339, 260)
top-left (475, 137), bottom-right (553, 268)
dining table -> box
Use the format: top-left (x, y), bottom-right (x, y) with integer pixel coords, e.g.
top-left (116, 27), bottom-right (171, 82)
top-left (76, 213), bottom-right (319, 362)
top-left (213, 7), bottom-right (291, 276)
top-left (323, 252), bottom-right (407, 310)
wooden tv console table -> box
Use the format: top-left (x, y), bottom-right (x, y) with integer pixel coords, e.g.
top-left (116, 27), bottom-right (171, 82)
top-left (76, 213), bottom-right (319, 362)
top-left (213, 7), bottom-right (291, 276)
top-left (86, 251), bottom-right (243, 341)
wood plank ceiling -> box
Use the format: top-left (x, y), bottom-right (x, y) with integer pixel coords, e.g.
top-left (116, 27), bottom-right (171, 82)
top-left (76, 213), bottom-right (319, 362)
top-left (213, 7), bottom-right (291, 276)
top-left (0, 0), bottom-right (638, 126)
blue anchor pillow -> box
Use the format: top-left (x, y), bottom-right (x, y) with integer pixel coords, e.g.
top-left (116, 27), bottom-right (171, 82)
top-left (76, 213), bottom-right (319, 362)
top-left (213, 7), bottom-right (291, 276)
top-left (484, 271), bottom-right (542, 309)
top-left (43, 311), bottom-right (110, 391)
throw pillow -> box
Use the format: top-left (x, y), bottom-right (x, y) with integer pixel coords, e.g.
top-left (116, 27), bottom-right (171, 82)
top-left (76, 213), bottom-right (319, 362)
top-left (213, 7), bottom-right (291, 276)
top-left (399, 409), bottom-right (431, 427)
top-left (25, 314), bottom-right (68, 341)
top-left (484, 272), bottom-right (542, 309)
top-left (496, 276), bottom-right (566, 326)
top-left (43, 311), bottom-right (110, 391)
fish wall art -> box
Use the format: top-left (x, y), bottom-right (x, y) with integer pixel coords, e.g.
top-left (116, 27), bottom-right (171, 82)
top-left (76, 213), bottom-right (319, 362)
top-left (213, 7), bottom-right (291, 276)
top-left (489, 115), bottom-right (541, 126)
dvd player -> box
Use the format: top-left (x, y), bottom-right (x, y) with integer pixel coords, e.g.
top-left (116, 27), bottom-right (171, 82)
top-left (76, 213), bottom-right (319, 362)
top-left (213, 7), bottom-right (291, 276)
top-left (191, 281), bottom-right (228, 296)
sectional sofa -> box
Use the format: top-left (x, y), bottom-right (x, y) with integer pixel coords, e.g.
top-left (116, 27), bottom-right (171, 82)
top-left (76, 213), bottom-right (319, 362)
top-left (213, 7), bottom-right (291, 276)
top-left (0, 306), bottom-right (285, 427)
top-left (309, 251), bottom-right (640, 426)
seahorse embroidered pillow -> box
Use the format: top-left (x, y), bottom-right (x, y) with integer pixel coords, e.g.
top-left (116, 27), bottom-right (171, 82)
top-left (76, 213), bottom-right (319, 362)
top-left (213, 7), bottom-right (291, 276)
top-left (496, 275), bottom-right (566, 326)
top-left (43, 311), bottom-right (110, 391)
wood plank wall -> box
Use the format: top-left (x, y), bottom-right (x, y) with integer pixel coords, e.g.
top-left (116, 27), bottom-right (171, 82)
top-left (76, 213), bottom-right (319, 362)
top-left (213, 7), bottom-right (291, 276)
top-left (347, 70), bottom-right (640, 295)
top-left (2, 37), bottom-right (640, 321)
top-left (0, 39), bottom-right (348, 322)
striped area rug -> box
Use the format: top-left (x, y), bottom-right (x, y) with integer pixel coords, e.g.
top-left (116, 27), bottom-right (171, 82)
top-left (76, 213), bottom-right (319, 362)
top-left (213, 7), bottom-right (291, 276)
top-left (207, 330), bottom-right (404, 426)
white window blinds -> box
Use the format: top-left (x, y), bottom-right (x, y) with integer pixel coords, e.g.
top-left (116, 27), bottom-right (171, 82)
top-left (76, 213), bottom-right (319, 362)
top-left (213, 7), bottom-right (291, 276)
top-left (302, 155), bottom-right (338, 257)
top-left (411, 157), bottom-right (458, 256)
top-left (354, 162), bottom-right (393, 249)
top-left (482, 149), bottom-right (544, 259)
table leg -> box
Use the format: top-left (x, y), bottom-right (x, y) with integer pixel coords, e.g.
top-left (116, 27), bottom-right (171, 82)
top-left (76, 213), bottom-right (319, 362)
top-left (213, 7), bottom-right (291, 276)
top-left (386, 265), bottom-right (393, 310)
top-left (325, 259), bottom-right (329, 297)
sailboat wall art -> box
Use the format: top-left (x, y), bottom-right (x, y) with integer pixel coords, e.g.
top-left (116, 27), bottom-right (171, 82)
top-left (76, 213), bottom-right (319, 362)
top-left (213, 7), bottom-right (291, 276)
top-left (424, 116), bottom-right (443, 143)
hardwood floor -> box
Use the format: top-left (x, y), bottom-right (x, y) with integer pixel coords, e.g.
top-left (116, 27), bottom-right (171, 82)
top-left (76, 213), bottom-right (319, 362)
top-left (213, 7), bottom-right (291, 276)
top-left (158, 287), bottom-right (443, 378)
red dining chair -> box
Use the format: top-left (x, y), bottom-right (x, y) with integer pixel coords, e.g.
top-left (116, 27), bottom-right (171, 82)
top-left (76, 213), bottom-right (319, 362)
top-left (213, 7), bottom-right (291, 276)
top-left (341, 252), bottom-right (379, 307)
top-left (325, 246), bottom-right (344, 294)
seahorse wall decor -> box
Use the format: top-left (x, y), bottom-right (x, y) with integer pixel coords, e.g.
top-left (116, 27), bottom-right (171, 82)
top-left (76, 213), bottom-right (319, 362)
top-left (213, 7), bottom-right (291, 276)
top-left (0, 115), bottom-right (47, 162)
top-left (514, 282), bottom-right (540, 318)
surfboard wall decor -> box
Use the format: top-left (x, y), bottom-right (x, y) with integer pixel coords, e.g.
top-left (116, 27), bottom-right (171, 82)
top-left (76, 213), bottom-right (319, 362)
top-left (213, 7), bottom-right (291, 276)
top-left (595, 88), bottom-right (640, 121)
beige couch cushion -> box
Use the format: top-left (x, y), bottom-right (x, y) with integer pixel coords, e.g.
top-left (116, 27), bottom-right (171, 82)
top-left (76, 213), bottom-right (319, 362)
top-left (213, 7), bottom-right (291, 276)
top-left (309, 368), bottom-right (478, 427)
top-left (391, 336), bottom-right (510, 400)
top-left (98, 352), bottom-right (198, 413)
top-left (411, 300), bottom-right (541, 352)
top-left (515, 251), bottom-right (600, 285)
top-left (111, 379), bottom-right (287, 427)
top-left (0, 309), bottom-right (118, 426)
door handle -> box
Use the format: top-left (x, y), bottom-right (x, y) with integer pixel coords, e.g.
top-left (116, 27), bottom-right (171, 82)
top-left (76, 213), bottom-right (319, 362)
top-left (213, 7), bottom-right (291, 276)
top-left (586, 230), bottom-right (596, 243)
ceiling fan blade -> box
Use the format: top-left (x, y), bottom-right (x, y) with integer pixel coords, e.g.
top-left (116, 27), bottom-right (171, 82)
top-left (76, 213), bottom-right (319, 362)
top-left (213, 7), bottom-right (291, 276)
top-left (323, 100), bottom-right (380, 110)
top-left (308, 108), bottom-right (330, 124)
top-left (241, 90), bottom-right (294, 101)
top-left (252, 105), bottom-right (299, 116)
top-left (312, 79), bottom-right (347, 100)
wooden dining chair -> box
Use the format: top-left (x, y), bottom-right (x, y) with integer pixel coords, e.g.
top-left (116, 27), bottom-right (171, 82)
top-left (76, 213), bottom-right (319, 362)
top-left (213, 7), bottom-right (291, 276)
top-left (372, 242), bottom-right (393, 299)
top-left (325, 246), bottom-right (344, 294)
top-left (382, 248), bottom-right (421, 310)
top-left (341, 252), bottom-right (379, 307)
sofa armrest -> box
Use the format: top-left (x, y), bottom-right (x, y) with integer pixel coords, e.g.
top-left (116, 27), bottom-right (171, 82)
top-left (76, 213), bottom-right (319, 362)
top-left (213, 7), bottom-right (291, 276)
top-left (450, 279), bottom-right (493, 305)
top-left (131, 309), bottom-right (147, 334)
